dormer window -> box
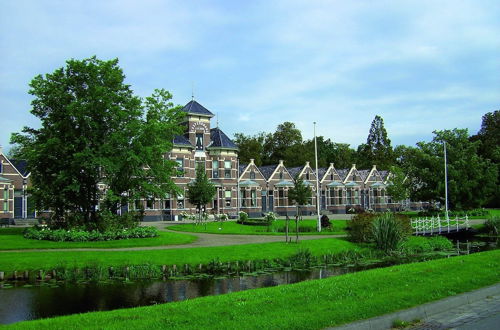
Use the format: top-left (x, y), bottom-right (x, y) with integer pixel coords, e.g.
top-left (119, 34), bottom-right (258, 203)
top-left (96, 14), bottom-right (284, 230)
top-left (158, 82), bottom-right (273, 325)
top-left (195, 133), bottom-right (204, 150)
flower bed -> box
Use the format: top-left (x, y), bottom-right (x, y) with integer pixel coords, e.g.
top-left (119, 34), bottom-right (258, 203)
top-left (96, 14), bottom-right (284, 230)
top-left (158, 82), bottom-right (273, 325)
top-left (23, 226), bottom-right (159, 242)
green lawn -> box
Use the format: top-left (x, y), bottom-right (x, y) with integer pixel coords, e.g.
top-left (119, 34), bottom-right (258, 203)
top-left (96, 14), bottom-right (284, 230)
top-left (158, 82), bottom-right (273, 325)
top-left (168, 219), bottom-right (348, 235)
top-left (6, 249), bottom-right (500, 330)
top-left (402, 208), bottom-right (499, 219)
top-left (0, 228), bottom-right (197, 250)
top-left (0, 238), bottom-right (360, 272)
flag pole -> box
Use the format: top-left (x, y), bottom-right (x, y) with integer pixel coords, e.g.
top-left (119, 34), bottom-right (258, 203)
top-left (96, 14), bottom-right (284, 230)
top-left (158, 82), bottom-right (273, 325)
top-left (314, 122), bottom-right (321, 232)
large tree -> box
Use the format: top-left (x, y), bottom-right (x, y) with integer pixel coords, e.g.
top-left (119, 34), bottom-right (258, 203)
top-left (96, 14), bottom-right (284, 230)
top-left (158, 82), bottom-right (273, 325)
top-left (357, 115), bottom-right (395, 170)
top-left (264, 121), bottom-right (303, 165)
top-left (233, 132), bottom-right (268, 166)
top-left (11, 56), bottom-right (183, 227)
top-left (397, 129), bottom-right (497, 210)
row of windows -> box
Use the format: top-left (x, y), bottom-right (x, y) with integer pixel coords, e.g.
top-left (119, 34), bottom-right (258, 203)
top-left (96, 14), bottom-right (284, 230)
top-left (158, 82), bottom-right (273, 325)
top-left (176, 159), bottom-right (233, 178)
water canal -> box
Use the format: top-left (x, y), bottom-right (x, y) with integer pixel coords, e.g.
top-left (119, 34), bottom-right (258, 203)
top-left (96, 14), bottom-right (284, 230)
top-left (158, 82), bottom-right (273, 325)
top-left (0, 235), bottom-right (497, 325)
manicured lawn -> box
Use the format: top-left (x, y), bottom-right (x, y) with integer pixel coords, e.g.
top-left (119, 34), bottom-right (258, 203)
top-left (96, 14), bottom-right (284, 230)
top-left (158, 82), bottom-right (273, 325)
top-left (6, 249), bottom-right (500, 329)
top-left (0, 238), bottom-right (361, 272)
top-left (168, 219), bottom-right (348, 235)
top-left (0, 228), bottom-right (196, 250)
top-left (402, 209), bottom-right (499, 219)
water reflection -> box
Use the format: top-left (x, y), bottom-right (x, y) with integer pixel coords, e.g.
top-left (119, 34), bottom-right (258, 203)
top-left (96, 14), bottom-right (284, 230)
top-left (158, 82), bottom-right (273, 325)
top-left (0, 266), bottom-right (354, 325)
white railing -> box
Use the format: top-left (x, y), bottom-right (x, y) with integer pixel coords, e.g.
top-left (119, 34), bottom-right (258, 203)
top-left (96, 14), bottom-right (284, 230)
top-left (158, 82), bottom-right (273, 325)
top-left (411, 215), bottom-right (470, 235)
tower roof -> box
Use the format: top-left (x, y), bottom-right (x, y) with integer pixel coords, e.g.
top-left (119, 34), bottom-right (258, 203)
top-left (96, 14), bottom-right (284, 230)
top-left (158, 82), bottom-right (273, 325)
top-left (173, 135), bottom-right (194, 148)
top-left (207, 127), bottom-right (238, 150)
top-left (181, 100), bottom-right (214, 117)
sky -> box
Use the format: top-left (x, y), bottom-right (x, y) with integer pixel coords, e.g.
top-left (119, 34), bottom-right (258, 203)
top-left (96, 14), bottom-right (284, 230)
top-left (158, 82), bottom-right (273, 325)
top-left (1, 0), bottom-right (499, 153)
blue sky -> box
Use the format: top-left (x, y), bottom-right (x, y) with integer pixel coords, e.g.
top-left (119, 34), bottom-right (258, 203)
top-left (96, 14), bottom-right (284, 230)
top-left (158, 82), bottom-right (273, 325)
top-left (1, 0), bottom-right (499, 153)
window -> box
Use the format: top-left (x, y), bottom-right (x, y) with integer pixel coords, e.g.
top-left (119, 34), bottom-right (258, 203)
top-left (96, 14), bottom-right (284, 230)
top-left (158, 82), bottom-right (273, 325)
top-left (225, 190), bottom-right (231, 207)
top-left (330, 173), bottom-right (334, 181)
top-left (250, 170), bottom-right (255, 180)
top-left (224, 161), bottom-right (231, 178)
top-left (251, 190), bottom-right (257, 207)
top-left (3, 188), bottom-right (8, 212)
top-left (279, 171), bottom-right (284, 180)
top-left (164, 199), bottom-right (171, 209)
top-left (241, 189), bottom-right (246, 207)
top-left (306, 172), bottom-right (310, 180)
top-left (176, 158), bottom-right (184, 177)
top-left (0, 162), bottom-right (2, 173)
top-left (134, 200), bottom-right (142, 210)
top-left (146, 198), bottom-right (154, 209)
top-left (195, 133), bottom-right (204, 150)
top-left (213, 160), bottom-right (219, 178)
top-left (278, 189), bottom-right (284, 198)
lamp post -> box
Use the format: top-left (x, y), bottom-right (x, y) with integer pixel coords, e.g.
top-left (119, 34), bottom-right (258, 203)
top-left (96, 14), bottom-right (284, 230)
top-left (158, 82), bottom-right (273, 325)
top-left (444, 141), bottom-right (449, 221)
top-left (314, 122), bottom-right (321, 232)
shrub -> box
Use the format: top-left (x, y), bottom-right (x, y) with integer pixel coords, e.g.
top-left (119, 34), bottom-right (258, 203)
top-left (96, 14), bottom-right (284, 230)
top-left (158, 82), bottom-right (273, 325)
top-left (347, 213), bottom-right (376, 242)
top-left (237, 211), bottom-right (249, 224)
top-left (428, 236), bottom-right (453, 251)
top-left (400, 236), bottom-right (453, 254)
top-left (372, 213), bottom-right (406, 253)
top-left (24, 226), bottom-right (159, 242)
top-left (483, 216), bottom-right (500, 236)
top-left (321, 215), bottom-right (331, 229)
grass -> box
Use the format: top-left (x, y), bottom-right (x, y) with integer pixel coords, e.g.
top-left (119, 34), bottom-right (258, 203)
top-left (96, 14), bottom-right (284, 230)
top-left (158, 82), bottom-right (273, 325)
top-left (6, 249), bottom-right (500, 329)
top-left (402, 208), bottom-right (499, 219)
top-left (168, 219), bottom-right (348, 235)
top-left (0, 228), bottom-right (197, 250)
top-left (0, 238), bottom-right (361, 272)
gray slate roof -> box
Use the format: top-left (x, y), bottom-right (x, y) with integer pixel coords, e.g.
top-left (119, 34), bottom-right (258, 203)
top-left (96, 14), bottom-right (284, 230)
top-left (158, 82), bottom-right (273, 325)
top-left (358, 170), bottom-right (370, 182)
top-left (10, 159), bottom-right (29, 177)
top-left (287, 166), bottom-right (303, 179)
top-left (317, 167), bottom-right (328, 180)
top-left (337, 169), bottom-right (349, 181)
top-left (207, 128), bottom-right (238, 150)
top-left (258, 165), bottom-right (278, 180)
top-left (238, 164), bottom-right (247, 176)
top-left (379, 170), bottom-right (389, 181)
top-left (173, 135), bottom-right (194, 148)
top-left (182, 100), bottom-right (214, 117)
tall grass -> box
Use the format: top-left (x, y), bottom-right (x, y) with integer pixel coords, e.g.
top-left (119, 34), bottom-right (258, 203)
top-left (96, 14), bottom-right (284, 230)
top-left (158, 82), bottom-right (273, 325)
top-left (372, 213), bottom-right (405, 253)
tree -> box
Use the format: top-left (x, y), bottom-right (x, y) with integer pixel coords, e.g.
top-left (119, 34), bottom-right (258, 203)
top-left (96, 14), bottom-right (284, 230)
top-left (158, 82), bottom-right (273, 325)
top-left (233, 132), bottom-right (268, 166)
top-left (357, 115), bottom-right (395, 170)
top-left (10, 56), bottom-right (183, 228)
top-left (385, 165), bottom-right (410, 211)
top-left (186, 165), bottom-right (216, 225)
top-left (264, 122), bottom-right (302, 165)
top-left (288, 176), bottom-right (313, 242)
top-left (398, 129), bottom-right (498, 210)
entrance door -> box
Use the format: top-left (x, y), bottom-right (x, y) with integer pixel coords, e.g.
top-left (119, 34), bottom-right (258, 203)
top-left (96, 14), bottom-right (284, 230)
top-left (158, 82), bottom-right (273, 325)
top-left (14, 197), bottom-right (23, 218)
top-left (261, 191), bottom-right (267, 212)
top-left (268, 191), bottom-right (274, 212)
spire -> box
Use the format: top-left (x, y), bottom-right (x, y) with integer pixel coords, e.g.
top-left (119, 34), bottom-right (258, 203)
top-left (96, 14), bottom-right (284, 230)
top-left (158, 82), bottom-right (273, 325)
top-left (191, 81), bottom-right (194, 100)
top-left (216, 112), bottom-right (219, 128)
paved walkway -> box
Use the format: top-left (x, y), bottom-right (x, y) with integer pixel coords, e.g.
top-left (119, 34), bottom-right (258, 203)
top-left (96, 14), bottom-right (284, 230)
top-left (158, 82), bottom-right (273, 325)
top-left (0, 221), bottom-right (344, 253)
top-left (331, 283), bottom-right (500, 330)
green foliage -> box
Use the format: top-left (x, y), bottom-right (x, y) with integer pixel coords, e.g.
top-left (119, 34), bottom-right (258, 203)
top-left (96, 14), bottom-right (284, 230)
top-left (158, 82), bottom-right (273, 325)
top-left (264, 121), bottom-right (303, 165)
top-left (321, 214), bottom-right (331, 228)
top-left (400, 236), bottom-right (453, 254)
top-left (347, 213), bottom-right (377, 242)
top-left (10, 56), bottom-right (183, 227)
top-left (483, 216), bottom-right (499, 236)
top-left (237, 211), bottom-right (249, 224)
top-left (233, 132), bottom-right (268, 166)
top-left (288, 176), bottom-right (313, 211)
top-left (417, 208), bottom-right (489, 217)
top-left (357, 115), bottom-right (395, 170)
top-left (386, 165), bottom-right (410, 207)
top-left (186, 165), bottom-right (216, 221)
top-left (372, 213), bottom-right (406, 252)
top-left (23, 226), bottom-right (158, 242)
top-left (397, 129), bottom-right (498, 210)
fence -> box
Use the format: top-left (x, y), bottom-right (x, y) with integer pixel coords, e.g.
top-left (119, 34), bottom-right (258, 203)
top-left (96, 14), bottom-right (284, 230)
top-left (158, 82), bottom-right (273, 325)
top-left (411, 215), bottom-right (470, 235)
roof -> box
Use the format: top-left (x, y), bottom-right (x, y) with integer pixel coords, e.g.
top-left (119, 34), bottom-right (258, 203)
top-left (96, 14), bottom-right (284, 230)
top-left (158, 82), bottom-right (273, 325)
top-left (207, 128), bottom-right (238, 150)
top-left (287, 166), bottom-right (303, 179)
top-left (345, 181), bottom-right (360, 187)
top-left (240, 179), bottom-right (259, 187)
top-left (358, 170), bottom-right (370, 182)
top-left (317, 168), bottom-right (328, 180)
top-left (173, 135), bottom-right (194, 148)
top-left (327, 181), bottom-right (344, 187)
top-left (238, 164), bottom-right (247, 176)
top-left (275, 180), bottom-right (294, 187)
top-left (337, 169), bottom-right (349, 181)
top-left (258, 164), bottom-right (279, 180)
top-left (181, 100), bottom-right (215, 117)
top-left (10, 159), bottom-right (29, 177)
top-left (379, 170), bottom-right (389, 181)
top-left (0, 176), bottom-right (12, 183)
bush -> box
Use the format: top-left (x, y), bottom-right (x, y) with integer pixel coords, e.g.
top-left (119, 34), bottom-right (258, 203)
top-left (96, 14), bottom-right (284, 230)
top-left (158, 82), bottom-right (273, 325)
top-left (401, 236), bottom-right (453, 254)
top-left (237, 211), bottom-right (249, 224)
top-left (483, 216), bottom-right (500, 236)
top-left (347, 213), bottom-right (376, 242)
top-left (372, 213), bottom-right (407, 253)
top-left (321, 215), bottom-right (331, 229)
top-left (24, 226), bottom-right (159, 242)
